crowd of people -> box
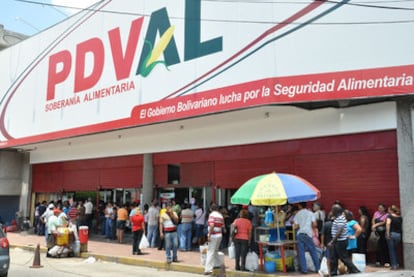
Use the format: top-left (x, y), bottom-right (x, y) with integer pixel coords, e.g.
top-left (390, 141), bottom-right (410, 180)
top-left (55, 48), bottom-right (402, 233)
top-left (32, 197), bottom-right (403, 275)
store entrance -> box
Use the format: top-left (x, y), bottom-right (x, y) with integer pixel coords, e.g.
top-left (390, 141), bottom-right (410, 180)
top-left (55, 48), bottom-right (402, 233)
top-left (158, 187), bottom-right (209, 209)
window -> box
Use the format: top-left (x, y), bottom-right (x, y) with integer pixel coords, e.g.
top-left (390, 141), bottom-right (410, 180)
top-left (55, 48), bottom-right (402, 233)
top-left (168, 164), bottom-right (180, 184)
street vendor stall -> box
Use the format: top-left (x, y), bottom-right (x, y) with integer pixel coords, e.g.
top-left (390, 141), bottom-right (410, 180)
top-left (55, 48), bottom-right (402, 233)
top-left (230, 172), bottom-right (321, 273)
top-left (46, 209), bottom-right (80, 258)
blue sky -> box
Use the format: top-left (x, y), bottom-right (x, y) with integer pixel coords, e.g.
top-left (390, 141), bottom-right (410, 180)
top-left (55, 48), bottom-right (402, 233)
top-left (1, 0), bottom-right (98, 36)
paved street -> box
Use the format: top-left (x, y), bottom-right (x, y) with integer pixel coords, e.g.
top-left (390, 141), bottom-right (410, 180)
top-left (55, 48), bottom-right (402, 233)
top-left (9, 247), bottom-right (201, 277)
top-left (6, 231), bottom-right (414, 277)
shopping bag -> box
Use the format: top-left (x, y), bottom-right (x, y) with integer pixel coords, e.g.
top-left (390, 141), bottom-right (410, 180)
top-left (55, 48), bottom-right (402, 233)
top-left (228, 242), bottom-right (235, 259)
top-left (352, 253), bottom-right (366, 272)
top-left (245, 251), bottom-right (259, 272)
top-left (200, 243), bottom-right (208, 265)
top-left (139, 234), bottom-right (150, 249)
top-left (319, 257), bottom-right (328, 276)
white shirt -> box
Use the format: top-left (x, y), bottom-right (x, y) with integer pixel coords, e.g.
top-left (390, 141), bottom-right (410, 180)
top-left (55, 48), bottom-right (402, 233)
top-left (195, 208), bottom-right (205, 225)
top-left (294, 208), bottom-right (315, 238)
top-left (84, 201), bottom-right (93, 214)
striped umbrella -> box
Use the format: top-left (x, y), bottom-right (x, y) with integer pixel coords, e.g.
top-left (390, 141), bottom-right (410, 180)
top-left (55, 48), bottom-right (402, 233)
top-left (230, 172), bottom-right (320, 206)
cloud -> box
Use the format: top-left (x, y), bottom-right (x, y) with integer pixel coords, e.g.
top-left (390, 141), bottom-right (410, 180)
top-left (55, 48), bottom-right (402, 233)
top-left (51, 0), bottom-right (101, 15)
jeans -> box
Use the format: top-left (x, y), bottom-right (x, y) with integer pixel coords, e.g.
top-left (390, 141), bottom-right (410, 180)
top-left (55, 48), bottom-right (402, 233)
top-left (234, 238), bottom-right (249, 270)
top-left (164, 231), bottom-right (178, 262)
top-left (179, 222), bottom-right (192, 250)
top-left (376, 230), bottom-right (389, 265)
top-left (386, 232), bottom-right (401, 268)
top-left (330, 239), bottom-right (360, 275)
top-left (297, 233), bottom-right (320, 273)
top-left (105, 217), bottom-right (112, 238)
top-left (147, 224), bottom-right (158, 248)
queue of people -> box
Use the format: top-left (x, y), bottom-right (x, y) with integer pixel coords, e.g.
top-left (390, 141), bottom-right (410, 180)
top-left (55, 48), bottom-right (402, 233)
top-left (33, 197), bottom-right (403, 275)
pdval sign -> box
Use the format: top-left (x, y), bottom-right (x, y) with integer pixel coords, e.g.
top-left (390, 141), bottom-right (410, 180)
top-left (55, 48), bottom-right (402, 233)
top-left (0, 0), bottom-right (413, 147)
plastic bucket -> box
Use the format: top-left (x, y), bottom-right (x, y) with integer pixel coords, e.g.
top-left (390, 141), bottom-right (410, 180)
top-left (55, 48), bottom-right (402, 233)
top-left (79, 226), bottom-right (89, 244)
top-left (265, 261), bottom-right (276, 273)
top-left (56, 227), bottom-right (69, 246)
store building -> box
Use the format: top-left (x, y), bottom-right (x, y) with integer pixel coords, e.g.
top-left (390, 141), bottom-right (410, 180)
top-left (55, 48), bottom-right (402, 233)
top-left (0, 0), bottom-right (413, 266)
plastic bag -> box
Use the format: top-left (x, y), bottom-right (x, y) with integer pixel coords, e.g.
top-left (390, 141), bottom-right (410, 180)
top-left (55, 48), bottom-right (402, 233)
top-left (139, 234), bottom-right (149, 249)
top-left (228, 242), bottom-right (235, 259)
top-left (319, 257), bottom-right (328, 276)
top-left (200, 243), bottom-right (208, 265)
top-left (352, 253), bottom-right (366, 272)
top-left (245, 251), bottom-right (259, 272)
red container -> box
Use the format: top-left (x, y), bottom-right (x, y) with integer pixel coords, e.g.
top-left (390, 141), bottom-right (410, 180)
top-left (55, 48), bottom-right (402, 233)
top-left (79, 226), bottom-right (89, 244)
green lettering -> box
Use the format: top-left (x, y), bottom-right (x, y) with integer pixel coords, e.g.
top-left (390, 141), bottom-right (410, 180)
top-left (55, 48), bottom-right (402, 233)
top-left (184, 0), bottom-right (223, 61)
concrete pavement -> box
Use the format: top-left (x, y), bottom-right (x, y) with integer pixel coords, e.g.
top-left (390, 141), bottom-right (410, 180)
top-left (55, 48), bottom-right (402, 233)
top-left (6, 231), bottom-right (411, 277)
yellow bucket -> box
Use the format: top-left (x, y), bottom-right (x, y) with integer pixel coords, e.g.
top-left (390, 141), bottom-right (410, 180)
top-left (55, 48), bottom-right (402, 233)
top-left (56, 227), bottom-right (69, 246)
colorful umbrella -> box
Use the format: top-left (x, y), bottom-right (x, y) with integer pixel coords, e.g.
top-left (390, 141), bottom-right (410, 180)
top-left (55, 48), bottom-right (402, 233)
top-left (230, 172), bottom-right (320, 206)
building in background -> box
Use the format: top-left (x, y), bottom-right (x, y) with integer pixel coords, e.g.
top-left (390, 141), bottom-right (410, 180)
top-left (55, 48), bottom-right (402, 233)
top-left (0, 0), bottom-right (413, 267)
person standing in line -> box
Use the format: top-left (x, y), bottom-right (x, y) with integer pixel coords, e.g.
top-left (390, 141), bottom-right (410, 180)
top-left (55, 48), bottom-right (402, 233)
top-left (357, 206), bottom-right (371, 254)
top-left (67, 201), bottom-right (79, 228)
top-left (248, 204), bottom-right (259, 253)
top-left (293, 202), bottom-right (320, 274)
top-left (78, 200), bottom-right (87, 227)
top-left (320, 213), bottom-right (334, 277)
top-left (386, 205), bottom-right (403, 270)
top-left (111, 204), bottom-right (118, 240)
top-left (84, 197), bottom-right (93, 232)
top-left (194, 202), bottom-right (206, 248)
top-left (116, 203), bottom-right (129, 243)
top-left (130, 206), bottom-right (145, 255)
top-left (231, 209), bottom-right (252, 271)
top-left (313, 202), bottom-right (326, 239)
top-left (204, 204), bottom-right (225, 275)
top-left (345, 209), bottom-right (362, 255)
top-left (328, 204), bottom-right (361, 275)
top-left (371, 203), bottom-right (390, 267)
top-left (104, 202), bottom-right (114, 240)
top-left (37, 201), bottom-right (48, 236)
top-left (159, 202), bottom-right (179, 263)
top-left (147, 200), bottom-right (160, 248)
top-left (180, 203), bottom-right (194, 251)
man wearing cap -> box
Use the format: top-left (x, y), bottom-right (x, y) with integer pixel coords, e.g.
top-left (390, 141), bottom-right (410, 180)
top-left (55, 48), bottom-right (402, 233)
top-left (159, 202), bottom-right (179, 263)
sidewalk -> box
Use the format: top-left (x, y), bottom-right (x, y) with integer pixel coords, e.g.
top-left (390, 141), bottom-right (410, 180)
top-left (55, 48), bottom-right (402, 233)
top-left (6, 231), bottom-right (404, 277)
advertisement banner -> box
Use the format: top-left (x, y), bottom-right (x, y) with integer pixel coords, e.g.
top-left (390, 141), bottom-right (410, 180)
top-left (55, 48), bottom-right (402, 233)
top-left (0, 0), bottom-right (413, 147)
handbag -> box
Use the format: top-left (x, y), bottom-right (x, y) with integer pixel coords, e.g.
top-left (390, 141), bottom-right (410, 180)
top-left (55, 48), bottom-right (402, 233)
top-left (230, 221), bottom-right (238, 239)
top-left (367, 231), bottom-right (378, 253)
top-left (375, 225), bottom-right (385, 234)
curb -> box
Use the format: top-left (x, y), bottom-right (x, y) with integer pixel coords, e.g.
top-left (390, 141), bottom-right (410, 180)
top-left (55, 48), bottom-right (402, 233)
top-left (11, 244), bottom-right (281, 277)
